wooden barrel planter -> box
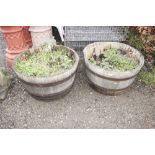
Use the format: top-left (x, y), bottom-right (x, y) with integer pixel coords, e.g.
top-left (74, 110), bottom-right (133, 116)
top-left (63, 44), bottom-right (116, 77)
top-left (83, 42), bottom-right (144, 95)
top-left (12, 45), bottom-right (79, 100)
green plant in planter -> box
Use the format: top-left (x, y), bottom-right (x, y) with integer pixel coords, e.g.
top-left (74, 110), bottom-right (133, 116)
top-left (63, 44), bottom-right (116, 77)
top-left (15, 45), bottom-right (75, 76)
top-left (89, 48), bottom-right (138, 71)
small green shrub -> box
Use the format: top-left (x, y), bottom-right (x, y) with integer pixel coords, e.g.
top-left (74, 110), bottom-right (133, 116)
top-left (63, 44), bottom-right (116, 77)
top-left (16, 45), bottom-right (75, 77)
top-left (139, 67), bottom-right (155, 86)
top-left (127, 28), bottom-right (144, 52)
top-left (89, 48), bottom-right (138, 71)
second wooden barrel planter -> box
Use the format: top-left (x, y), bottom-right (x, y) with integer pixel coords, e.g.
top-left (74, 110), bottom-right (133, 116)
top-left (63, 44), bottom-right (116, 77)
top-left (12, 44), bottom-right (79, 100)
top-left (83, 42), bottom-right (144, 95)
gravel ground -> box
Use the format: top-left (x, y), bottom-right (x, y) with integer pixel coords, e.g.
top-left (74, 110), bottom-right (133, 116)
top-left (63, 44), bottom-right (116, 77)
top-left (0, 32), bottom-right (155, 129)
top-left (0, 61), bottom-right (155, 129)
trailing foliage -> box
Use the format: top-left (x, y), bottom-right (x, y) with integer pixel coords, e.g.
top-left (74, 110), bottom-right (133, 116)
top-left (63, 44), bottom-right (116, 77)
top-left (89, 48), bottom-right (138, 71)
top-left (15, 45), bottom-right (75, 76)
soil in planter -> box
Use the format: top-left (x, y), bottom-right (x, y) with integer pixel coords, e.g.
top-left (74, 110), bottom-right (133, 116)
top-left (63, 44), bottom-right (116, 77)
top-left (15, 46), bottom-right (75, 76)
top-left (89, 48), bottom-right (138, 71)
